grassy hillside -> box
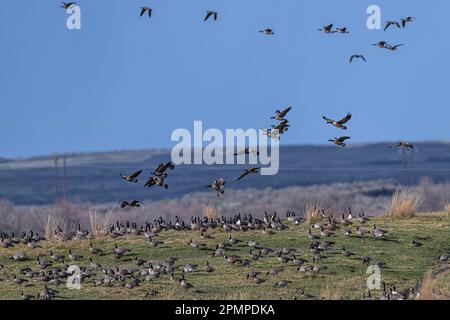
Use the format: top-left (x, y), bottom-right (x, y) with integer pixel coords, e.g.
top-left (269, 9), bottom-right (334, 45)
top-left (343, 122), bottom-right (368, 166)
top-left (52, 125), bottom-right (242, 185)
top-left (0, 213), bottom-right (450, 300)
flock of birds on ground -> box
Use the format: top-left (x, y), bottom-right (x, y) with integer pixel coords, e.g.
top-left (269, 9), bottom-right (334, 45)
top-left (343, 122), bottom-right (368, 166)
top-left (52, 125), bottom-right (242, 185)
top-left (1, 208), bottom-right (450, 300)
top-left (0, 2), bottom-right (432, 300)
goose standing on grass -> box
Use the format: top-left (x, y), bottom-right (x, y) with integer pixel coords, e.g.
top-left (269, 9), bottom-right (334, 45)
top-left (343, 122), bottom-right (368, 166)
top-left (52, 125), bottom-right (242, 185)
top-left (322, 113), bottom-right (352, 129)
top-left (68, 250), bottom-right (83, 261)
top-left (237, 167), bottom-right (260, 181)
top-left (317, 24), bottom-right (334, 33)
top-left (328, 136), bottom-right (351, 147)
top-left (271, 106), bottom-right (292, 121)
top-left (204, 11), bottom-right (218, 21)
top-left (89, 242), bottom-right (104, 255)
top-left (401, 17), bottom-right (415, 28)
top-left (140, 7), bottom-right (152, 18)
top-left (350, 54), bottom-right (366, 63)
top-left (372, 225), bottom-right (388, 238)
top-left (120, 170), bottom-right (142, 183)
top-left (206, 178), bottom-right (226, 197)
top-left (204, 261), bottom-right (215, 273)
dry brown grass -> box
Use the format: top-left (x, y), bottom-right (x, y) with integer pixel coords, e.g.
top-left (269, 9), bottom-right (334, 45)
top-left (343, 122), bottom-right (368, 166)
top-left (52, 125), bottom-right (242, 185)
top-left (444, 203), bottom-right (450, 214)
top-left (304, 201), bottom-right (323, 224)
top-left (203, 204), bottom-right (222, 220)
top-left (417, 269), bottom-right (450, 300)
top-left (387, 187), bottom-right (424, 218)
top-left (89, 204), bottom-right (117, 237)
top-left (44, 214), bottom-right (68, 241)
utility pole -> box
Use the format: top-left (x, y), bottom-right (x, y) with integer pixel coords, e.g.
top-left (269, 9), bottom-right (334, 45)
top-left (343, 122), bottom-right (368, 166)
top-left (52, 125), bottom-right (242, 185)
top-left (54, 152), bottom-right (59, 201)
top-left (63, 156), bottom-right (68, 201)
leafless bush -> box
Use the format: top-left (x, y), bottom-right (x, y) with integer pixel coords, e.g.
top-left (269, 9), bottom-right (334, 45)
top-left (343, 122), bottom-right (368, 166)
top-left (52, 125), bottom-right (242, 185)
top-left (304, 200), bottom-right (322, 224)
top-left (203, 204), bottom-right (221, 220)
top-left (89, 204), bottom-right (117, 237)
top-left (44, 214), bottom-right (68, 240)
top-left (388, 187), bottom-right (424, 218)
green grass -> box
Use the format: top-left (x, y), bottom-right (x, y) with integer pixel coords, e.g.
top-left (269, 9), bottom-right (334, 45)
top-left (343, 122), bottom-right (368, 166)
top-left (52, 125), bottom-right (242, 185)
top-left (1, 212), bottom-right (450, 300)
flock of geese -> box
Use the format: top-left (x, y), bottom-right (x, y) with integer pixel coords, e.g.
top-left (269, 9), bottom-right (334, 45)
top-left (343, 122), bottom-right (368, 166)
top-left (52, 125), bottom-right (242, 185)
top-left (0, 2), bottom-right (426, 300)
top-left (1, 209), bottom-right (449, 300)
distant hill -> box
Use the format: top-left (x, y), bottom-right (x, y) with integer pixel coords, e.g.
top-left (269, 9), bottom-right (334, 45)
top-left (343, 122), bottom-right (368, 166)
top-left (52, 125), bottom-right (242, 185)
top-left (1, 142), bottom-right (450, 205)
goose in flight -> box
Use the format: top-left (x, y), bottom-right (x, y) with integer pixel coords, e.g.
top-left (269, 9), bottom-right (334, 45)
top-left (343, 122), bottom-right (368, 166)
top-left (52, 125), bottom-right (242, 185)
top-left (237, 168), bottom-right (260, 181)
top-left (259, 28), bottom-right (275, 35)
top-left (206, 178), bottom-right (226, 197)
top-left (121, 200), bottom-right (143, 209)
top-left (152, 162), bottom-right (175, 178)
top-left (204, 11), bottom-right (218, 21)
top-left (271, 106), bottom-right (292, 121)
top-left (372, 41), bottom-right (389, 49)
top-left (271, 119), bottom-right (290, 134)
top-left (317, 24), bottom-right (334, 33)
top-left (261, 128), bottom-right (280, 141)
top-left (385, 44), bottom-right (405, 51)
top-left (329, 136), bottom-right (351, 147)
top-left (60, 2), bottom-right (76, 9)
top-left (233, 148), bottom-right (259, 156)
top-left (350, 55), bottom-right (366, 63)
top-left (384, 20), bottom-right (401, 31)
top-left (120, 170), bottom-right (142, 183)
top-left (322, 113), bottom-right (352, 130)
top-left (140, 7), bottom-right (152, 18)
top-left (401, 17), bottom-right (415, 28)
top-left (336, 27), bottom-right (349, 34)
top-left (389, 141), bottom-right (414, 151)
top-left (144, 176), bottom-right (168, 189)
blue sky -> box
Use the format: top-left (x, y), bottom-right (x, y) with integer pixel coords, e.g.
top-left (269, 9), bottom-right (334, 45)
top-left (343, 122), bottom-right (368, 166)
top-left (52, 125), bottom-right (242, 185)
top-left (0, 0), bottom-right (449, 158)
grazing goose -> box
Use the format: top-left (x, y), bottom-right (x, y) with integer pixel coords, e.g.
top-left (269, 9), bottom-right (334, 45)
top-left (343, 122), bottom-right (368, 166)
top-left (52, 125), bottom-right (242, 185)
top-left (13, 274), bottom-right (28, 285)
top-left (401, 17), bottom-right (415, 28)
top-left (227, 235), bottom-right (242, 245)
top-left (233, 147), bottom-right (259, 156)
top-left (89, 257), bottom-right (102, 269)
top-left (323, 113), bottom-right (352, 129)
top-left (308, 228), bottom-right (320, 240)
top-left (253, 277), bottom-right (265, 284)
top-left (246, 271), bottom-right (261, 279)
top-left (21, 291), bottom-right (35, 300)
top-left (237, 167), bottom-right (260, 181)
top-left (411, 240), bottom-right (423, 247)
top-left (204, 11), bottom-right (218, 21)
top-left (89, 242), bottom-right (104, 255)
top-left (384, 20), bottom-right (401, 31)
top-left (317, 24), bottom-right (334, 33)
top-left (11, 253), bottom-right (27, 262)
top-left (68, 250), bottom-right (83, 261)
top-left (341, 247), bottom-right (355, 257)
top-left (247, 240), bottom-right (259, 248)
top-left (385, 44), bottom-right (405, 51)
top-left (266, 267), bottom-right (283, 276)
top-left (204, 261), bottom-right (215, 273)
top-left (259, 28), bottom-right (274, 35)
top-left (350, 54), bottom-right (366, 63)
top-left (113, 244), bottom-right (130, 258)
top-left (140, 7), bottom-right (152, 18)
top-left (152, 162), bottom-right (175, 178)
top-left (329, 136), bottom-right (351, 147)
top-left (362, 256), bottom-right (372, 265)
top-left (183, 264), bottom-right (198, 273)
top-left (439, 254), bottom-right (449, 262)
top-left (336, 27), bottom-right (349, 34)
top-left (188, 238), bottom-right (205, 249)
top-left (320, 227), bottom-right (334, 237)
top-left (372, 225), bottom-right (388, 238)
top-left (145, 289), bottom-right (159, 298)
top-left (133, 256), bottom-right (146, 267)
top-left (60, 2), bottom-right (76, 9)
top-left (206, 178), bottom-right (226, 197)
top-left (120, 170), bottom-right (142, 183)
top-left (271, 106), bottom-right (292, 121)
top-left (389, 141), bottom-right (414, 151)
top-left (121, 200), bottom-right (143, 209)
top-left (356, 226), bottom-right (369, 236)
top-left (274, 280), bottom-right (292, 287)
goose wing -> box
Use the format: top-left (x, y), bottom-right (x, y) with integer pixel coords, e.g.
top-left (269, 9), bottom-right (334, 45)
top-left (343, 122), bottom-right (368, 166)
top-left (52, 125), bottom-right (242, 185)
top-left (322, 116), bottom-right (335, 123)
top-left (278, 106), bottom-right (292, 118)
top-left (204, 11), bottom-right (213, 21)
top-left (140, 7), bottom-right (147, 16)
top-left (129, 170), bottom-right (143, 179)
top-left (337, 136), bottom-right (351, 143)
top-left (237, 170), bottom-right (251, 181)
top-left (337, 113), bottom-right (352, 125)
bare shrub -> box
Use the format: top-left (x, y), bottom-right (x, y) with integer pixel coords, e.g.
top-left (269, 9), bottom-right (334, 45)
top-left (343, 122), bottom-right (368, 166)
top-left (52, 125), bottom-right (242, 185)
top-left (444, 203), bottom-right (450, 214)
top-left (388, 187), bottom-right (424, 218)
top-left (304, 200), bottom-right (322, 224)
top-left (89, 204), bottom-right (117, 237)
top-left (203, 204), bottom-right (222, 220)
top-left (44, 214), bottom-right (68, 240)
top-left (417, 269), bottom-right (450, 300)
